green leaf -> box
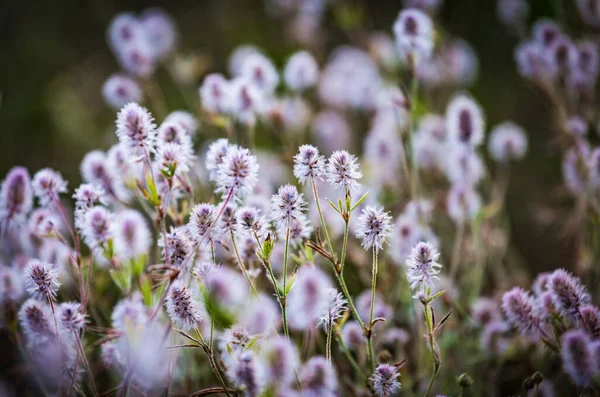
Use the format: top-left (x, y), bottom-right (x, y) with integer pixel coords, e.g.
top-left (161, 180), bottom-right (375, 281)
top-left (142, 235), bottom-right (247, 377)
top-left (284, 273), bottom-right (297, 295)
top-left (246, 335), bottom-right (260, 349)
top-left (350, 191), bottom-right (369, 212)
top-left (327, 199), bottom-right (342, 215)
top-left (109, 267), bottom-right (132, 294)
top-left (145, 172), bottom-right (161, 207)
top-left (427, 290), bottom-right (446, 303)
top-left (140, 277), bottom-right (153, 306)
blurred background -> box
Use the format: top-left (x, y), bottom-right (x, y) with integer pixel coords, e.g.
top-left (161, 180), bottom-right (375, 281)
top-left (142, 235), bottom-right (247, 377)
top-left (0, 0), bottom-right (580, 276)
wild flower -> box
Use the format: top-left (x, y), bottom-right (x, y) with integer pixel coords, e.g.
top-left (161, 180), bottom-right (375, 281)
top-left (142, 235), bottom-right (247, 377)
top-left (261, 336), bottom-right (299, 387)
top-left (237, 206), bottom-right (269, 239)
top-left (287, 266), bottom-right (331, 330)
top-left (0, 167), bottom-right (33, 226)
top-left (406, 242), bottom-right (442, 292)
top-left (32, 168), bottom-right (68, 207)
top-left (228, 351), bottom-right (266, 397)
top-left (111, 293), bottom-right (148, 331)
top-left (446, 183), bottom-right (482, 224)
top-left (163, 110), bottom-right (198, 137)
top-left (24, 259), bottom-right (60, 301)
top-left (215, 146), bottom-right (259, 198)
top-left (155, 142), bottom-right (191, 176)
top-left (188, 203), bottom-right (222, 246)
top-left (102, 74), bottom-right (143, 109)
top-left (139, 8), bottom-right (177, 59)
top-left (0, 266), bottom-right (25, 304)
top-left (239, 294), bottom-right (281, 335)
top-left (206, 138), bottom-right (233, 181)
top-left (371, 364), bottom-right (401, 397)
top-left (501, 287), bottom-right (539, 336)
top-left (311, 111), bottom-right (351, 154)
top-left (115, 102), bottom-right (157, 160)
top-left (165, 281), bottom-right (202, 330)
top-left (110, 209), bottom-right (151, 261)
top-left (284, 51), bottom-right (319, 91)
top-left (326, 150), bottom-right (362, 191)
top-left (228, 77), bottom-right (265, 124)
top-left (80, 206), bottom-right (112, 249)
top-left (19, 298), bottom-right (53, 338)
top-left (356, 205), bottom-right (393, 251)
top-left (547, 269), bottom-right (591, 320)
top-left (158, 226), bottom-right (193, 267)
top-left (293, 144), bottom-right (326, 184)
top-left (241, 53), bottom-right (279, 94)
top-left (199, 73), bottom-right (231, 114)
top-left (393, 8), bottom-right (434, 66)
top-left (318, 288), bottom-right (348, 330)
top-left (156, 121), bottom-right (193, 152)
top-left (560, 330), bottom-right (594, 388)
top-left (446, 94), bottom-right (485, 148)
top-left (57, 301), bottom-right (86, 333)
top-left (488, 121), bottom-right (529, 162)
top-left (341, 321), bottom-right (365, 349)
top-left (270, 184), bottom-right (306, 228)
top-left (300, 356), bottom-right (338, 394)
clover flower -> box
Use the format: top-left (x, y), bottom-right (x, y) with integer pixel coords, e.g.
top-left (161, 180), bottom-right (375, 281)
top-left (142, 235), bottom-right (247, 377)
top-left (547, 269), bottom-right (591, 320)
top-left (405, 242), bottom-right (442, 292)
top-left (32, 168), bottom-right (68, 207)
top-left (446, 183), bottom-right (482, 224)
top-left (371, 364), bottom-right (401, 397)
top-left (561, 330), bottom-right (594, 388)
top-left (165, 281), bottom-right (202, 330)
top-left (156, 121), bottom-right (193, 153)
top-left (155, 142), bottom-right (191, 176)
top-left (110, 209), bottom-right (151, 261)
top-left (102, 74), bottom-right (143, 109)
top-left (19, 298), bottom-right (53, 338)
top-left (284, 51), bottom-right (319, 91)
top-left (356, 205), bottom-right (393, 251)
top-left (229, 351), bottom-right (266, 397)
top-left (58, 302), bottom-right (86, 333)
top-left (200, 73), bottom-right (231, 114)
top-left (261, 336), bottom-right (299, 387)
top-left (300, 356), bottom-right (338, 394)
top-left (0, 166), bottom-right (33, 226)
top-left (341, 321), bottom-right (365, 349)
top-left (215, 146), bottom-right (259, 198)
top-left (293, 145), bottom-right (326, 184)
top-left (270, 184), bottom-right (306, 228)
top-left (241, 53), bottom-right (279, 94)
top-left (318, 288), bottom-right (348, 330)
top-left (158, 226), bottom-right (193, 267)
top-left (237, 206), bottom-right (269, 239)
top-left (287, 266), bottom-right (331, 330)
top-left (163, 110), bottom-right (198, 137)
top-left (393, 8), bottom-right (434, 65)
top-left (139, 8), bottom-right (177, 59)
top-left (326, 150), bottom-right (362, 191)
top-left (488, 121), bottom-right (529, 162)
top-left (111, 293), bottom-right (148, 331)
top-left (446, 94), bottom-right (485, 148)
top-left (188, 203), bottom-right (222, 246)
top-left (206, 138), bottom-right (233, 181)
top-left (501, 287), bottom-right (539, 336)
top-left (25, 259), bottom-right (60, 301)
top-left (80, 206), bottom-right (112, 249)
top-left (115, 102), bottom-right (157, 160)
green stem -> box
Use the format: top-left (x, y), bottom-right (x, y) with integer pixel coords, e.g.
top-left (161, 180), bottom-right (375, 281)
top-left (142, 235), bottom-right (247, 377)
top-left (195, 327), bottom-right (232, 397)
top-left (334, 330), bottom-right (367, 381)
top-left (230, 230), bottom-right (259, 296)
top-left (366, 248), bottom-right (379, 372)
top-left (326, 323), bottom-right (333, 363)
top-left (282, 221), bottom-right (291, 339)
top-left (311, 177), bottom-right (335, 257)
top-left (407, 70), bottom-right (420, 201)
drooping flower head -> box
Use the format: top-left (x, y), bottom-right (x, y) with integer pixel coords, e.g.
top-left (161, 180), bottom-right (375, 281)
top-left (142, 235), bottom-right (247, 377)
top-left (371, 364), bottom-right (401, 397)
top-left (102, 74), bottom-right (143, 109)
top-left (270, 184), bottom-right (307, 227)
top-left (115, 102), bottom-right (157, 160)
top-left (284, 51), bottom-right (319, 91)
top-left (165, 281), bottom-right (202, 330)
top-left (110, 210), bottom-right (151, 261)
top-left (24, 259), bottom-right (60, 301)
top-left (0, 166), bottom-right (33, 226)
top-left (405, 241), bottom-right (442, 292)
top-left (293, 144), bottom-right (326, 185)
top-left (446, 94), bottom-right (485, 148)
top-left (393, 9), bottom-right (434, 66)
top-left (355, 205), bottom-right (393, 251)
top-left (32, 168), bottom-right (68, 207)
top-left (326, 150), bottom-right (362, 191)
top-left (215, 146), bottom-right (259, 198)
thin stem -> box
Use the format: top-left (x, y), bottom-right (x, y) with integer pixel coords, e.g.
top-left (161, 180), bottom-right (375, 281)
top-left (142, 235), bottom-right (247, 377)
top-left (423, 302), bottom-right (440, 397)
top-left (326, 323), bottom-right (333, 363)
top-left (311, 177), bottom-right (335, 257)
top-left (75, 332), bottom-right (99, 397)
top-left (230, 229), bottom-right (259, 296)
top-left (366, 248), bottom-right (379, 372)
top-left (282, 219), bottom-right (291, 339)
top-left (194, 327), bottom-right (233, 397)
top-left (424, 366), bottom-right (440, 397)
top-left (407, 69), bottom-right (421, 201)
